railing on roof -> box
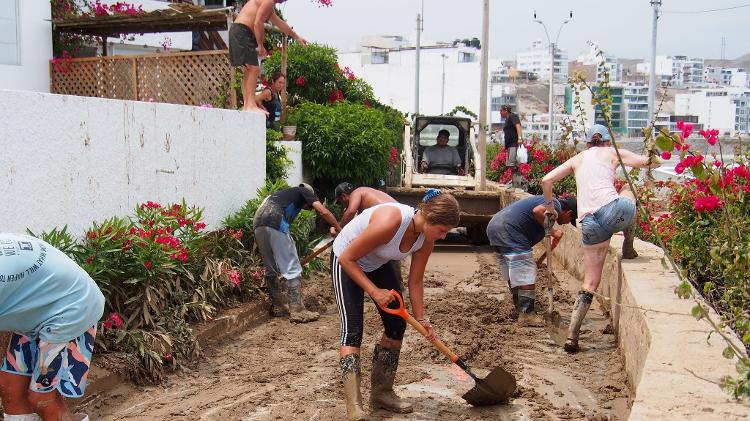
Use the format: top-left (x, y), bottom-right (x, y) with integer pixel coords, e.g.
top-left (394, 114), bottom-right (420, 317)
top-left (49, 50), bottom-right (237, 108)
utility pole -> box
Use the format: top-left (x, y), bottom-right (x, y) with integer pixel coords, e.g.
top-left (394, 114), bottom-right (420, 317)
top-left (414, 0), bottom-right (424, 117)
top-left (478, 0), bottom-right (489, 190)
top-left (647, 0), bottom-right (661, 125)
top-left (441, 53), bottom-right (447, 114)
top-left (534, 11), bottom-right (572, 145)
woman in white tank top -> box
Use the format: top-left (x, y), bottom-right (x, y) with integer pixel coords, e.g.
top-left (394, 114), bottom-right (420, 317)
top-left (331, 189), bottom-right (460, 420)
top-left (541, 124), bottom-right (661, 353)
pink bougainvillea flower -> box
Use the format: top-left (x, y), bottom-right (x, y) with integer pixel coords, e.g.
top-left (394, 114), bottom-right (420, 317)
top-left (228, 270), bottom-right (241, 287)
top-left (295, 75), bottom-right (306, 87)
top-left (694, 195), bottom-right (722, 212)
top-left (519, 163), bottom-right (532, 176)
top-left (660, 151), bottom-right (671, 160)
top-left (699, 128), bottom-right (719, 146)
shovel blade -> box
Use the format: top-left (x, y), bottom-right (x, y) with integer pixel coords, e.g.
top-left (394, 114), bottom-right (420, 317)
top-left (544, 310), bottom-right (568, 346)
top-left (461, 366), bottom-right (517, 406)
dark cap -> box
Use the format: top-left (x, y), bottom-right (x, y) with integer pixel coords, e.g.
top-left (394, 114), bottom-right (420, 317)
top-left (334, 182), bottom-right (354, 200)
top-left (501, 105), bottom-right (512, 112)
top-left (558, 196), bottom-right (578, 226)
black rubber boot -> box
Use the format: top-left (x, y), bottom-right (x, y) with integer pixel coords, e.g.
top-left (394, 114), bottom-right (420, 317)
top-left (266, 276), bottom-right (288, 317)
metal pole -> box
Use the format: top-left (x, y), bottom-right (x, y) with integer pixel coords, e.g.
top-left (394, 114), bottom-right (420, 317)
top-left (441, 54), bottom-right (446, 114)
top-left (414, 13), bottom-right (421, 116)
top-left (647, 0), bottom-right (661, 124)
top-left (548, 42), bottom-right (555, 145)
top-left (478, 0), bottom-right (489, 190)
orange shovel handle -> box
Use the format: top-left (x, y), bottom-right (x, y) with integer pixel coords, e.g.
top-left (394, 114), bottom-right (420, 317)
top-left (377, 290), bottom-right (460, 364)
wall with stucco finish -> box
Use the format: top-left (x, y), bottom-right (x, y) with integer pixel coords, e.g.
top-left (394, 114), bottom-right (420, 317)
top-left (0, 90), bottom-right (265, 236)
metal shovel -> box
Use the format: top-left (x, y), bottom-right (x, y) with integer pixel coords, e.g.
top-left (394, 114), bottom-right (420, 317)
top-left (378, 290), bottom-right (517, 406)
top-left (543, 215), bottom-right (568, 346)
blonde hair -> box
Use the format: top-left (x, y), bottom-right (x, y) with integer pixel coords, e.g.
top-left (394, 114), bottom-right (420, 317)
top-left (417, 192), bottom-right (460, 227)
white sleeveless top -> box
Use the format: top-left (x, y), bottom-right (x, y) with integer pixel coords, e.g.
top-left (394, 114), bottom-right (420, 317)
top-left (575, 148), bottom-right (621, 220)
top-left (333, 203), bottom-right (426, 272)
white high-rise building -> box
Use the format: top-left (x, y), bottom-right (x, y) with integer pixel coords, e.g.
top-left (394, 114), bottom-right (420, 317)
top-left (516, 40), bottom-right (568, 81)
top-left (636, 55), bottom-right (705, 88)
top-left (676, 87), bottom-right (750, 135)
top-left (704, 66), bottom-right (750, 88)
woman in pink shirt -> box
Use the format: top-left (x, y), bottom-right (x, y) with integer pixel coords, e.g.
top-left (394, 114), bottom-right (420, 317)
top-left (541, 124), bottom-right (660, 352)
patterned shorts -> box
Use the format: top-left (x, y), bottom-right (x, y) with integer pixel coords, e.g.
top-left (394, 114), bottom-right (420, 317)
top-left (2, 325), bottom-right (97, 398)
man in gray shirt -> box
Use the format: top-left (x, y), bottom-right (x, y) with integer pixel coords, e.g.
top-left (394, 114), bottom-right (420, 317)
top-left (419, 130), bottom-right (464, 175)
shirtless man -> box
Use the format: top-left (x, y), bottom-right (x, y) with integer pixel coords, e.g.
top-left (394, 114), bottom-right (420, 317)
top-left (230, 0), bottom-right (307, 113)
top-left (333, 182), bottom-right (397, 229)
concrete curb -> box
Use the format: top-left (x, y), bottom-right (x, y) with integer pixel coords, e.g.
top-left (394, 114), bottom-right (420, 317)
top-left (84, 299), bottom-right (270, 397)
top-left (495, 185), bottom-right (749, 420)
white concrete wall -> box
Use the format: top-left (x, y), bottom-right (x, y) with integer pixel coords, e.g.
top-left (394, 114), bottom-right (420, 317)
top-left (0, 89), bottom-right (266, 236)
top-left (0, 0), bottom-right (53, 92)
top-left (279, 140), bottom-right (303, 187)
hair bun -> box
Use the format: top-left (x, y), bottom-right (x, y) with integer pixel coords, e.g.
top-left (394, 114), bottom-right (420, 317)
top-left (423, 188), bottom-right (442, 202)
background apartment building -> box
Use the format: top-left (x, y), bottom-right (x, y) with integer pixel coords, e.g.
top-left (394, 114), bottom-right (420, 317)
top-left (676, 87), bottom-right (750, 135)
top-left (516, 40), bottom-right (569, 82)
top-left (636, 55), bottom-right (705, 88)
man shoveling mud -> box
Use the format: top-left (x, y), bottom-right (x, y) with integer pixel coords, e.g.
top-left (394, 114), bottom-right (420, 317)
top-left (487, 195), bottom-right (577, 326)
top-left (230, 0), bottom-right (307, 113)
top-left (254, 183), bottom-right (341, 322)
top-left (333, 182), bottom-right (397, 229)
top-left (0, 233), bottom-right (105, 421)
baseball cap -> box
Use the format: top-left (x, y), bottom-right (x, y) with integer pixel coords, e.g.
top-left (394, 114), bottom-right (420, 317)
top-left (586, 124), bottom-right (612, 142)
top-left (334, 182), bottom-right (354, 200)
top-left (558, 196), bottom-right (578, 226)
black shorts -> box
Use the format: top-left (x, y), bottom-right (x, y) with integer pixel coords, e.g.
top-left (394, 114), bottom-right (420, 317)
top-left (229, 23), bottom-right (259, 67)
top-left (331, 255), bottom-right (406, 347)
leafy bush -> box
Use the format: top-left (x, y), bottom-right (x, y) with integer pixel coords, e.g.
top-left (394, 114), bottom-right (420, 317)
top-left (287, 101), bottom-right (393, 191)
top-left (266, 129), bottom-right (292, 182)
top-left (486, 140), bottom-right (577, 196)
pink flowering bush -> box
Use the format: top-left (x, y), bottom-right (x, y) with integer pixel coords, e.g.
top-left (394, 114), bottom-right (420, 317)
top-left (646, 123), bottom-right (750, 363)
top-left (486, 139), bottom-right (577, 195)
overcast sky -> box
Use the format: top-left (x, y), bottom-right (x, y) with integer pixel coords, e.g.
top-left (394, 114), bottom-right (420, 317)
top-left (279, 0), bottom-right (748, 61)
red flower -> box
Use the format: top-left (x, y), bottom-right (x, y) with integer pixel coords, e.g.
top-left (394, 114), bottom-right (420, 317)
top-left (500, 168), bottom-right (513, 184)
top-left (699, 128), bottom-right (719, 146)
top-left (661, 151), bottom-right (671, 160)
top-left (295, 75), bottom-right (306, 87)
top-left (363, 99), bottom-right (372, 108)
top-left (103, 312), bottom-right (123, 330)
top-left (676, 120), bottom-right (694, 140)
top-left (389, 147), bottom-right (399, 164)
top-left (519, 163), bottom-right (532, 176)
top-left (531, 149), bottom-right (547, 163)
top-left (234, 229), bottom-right (244, 240)
top-left (543, 164), bottom-right (555, 173)
top-left (694, 195), bottom-right (722, 212)
top-left (228, 270), bottom-right (241, 287)
top-left (163, 353), bottom-right (173, 362)
top-left (144, 260), bottom-right (152, 269)
top-left (85, 256), bottom-right (94, 264)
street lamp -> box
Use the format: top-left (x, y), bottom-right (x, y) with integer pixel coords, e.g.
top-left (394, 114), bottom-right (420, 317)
top-left (441, 53), bottom-right (448, 114)
top-left (533, 10), bottom-right (572, 145)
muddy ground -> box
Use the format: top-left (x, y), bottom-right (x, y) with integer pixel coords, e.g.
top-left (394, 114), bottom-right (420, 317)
top-left (78, 245), bottom-right (631, 420)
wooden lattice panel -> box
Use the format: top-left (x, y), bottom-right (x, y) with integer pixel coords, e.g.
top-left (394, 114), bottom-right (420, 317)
top-left (50, 51), bottom-right (235, 108)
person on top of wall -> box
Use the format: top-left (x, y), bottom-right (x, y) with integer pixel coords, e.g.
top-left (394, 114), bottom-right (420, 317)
top-left (256, 72), bottom-right (285, 129)
top-left (230, 0), bottom-right (306, 114)
top-left (331, 189), bottom-right (459, 420)
top-left (541, 124), bottom-right (661, 352)
top-left (0, 233), bottom-right (105, 421)
top-left (254, 183), bottom-right (341, 322)
top-left (486, 195), bottom-right (577, 325)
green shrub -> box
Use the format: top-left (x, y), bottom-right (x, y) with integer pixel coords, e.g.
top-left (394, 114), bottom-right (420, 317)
top-left (263, 43), bottom-right (341, 106)
top-left (266, 129), bottom-right (292, 182)
top-left (287, 101), bottom-right (393, 192)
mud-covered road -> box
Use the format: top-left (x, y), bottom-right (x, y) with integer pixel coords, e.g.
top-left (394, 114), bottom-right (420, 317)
top-left (79, 245), bottom-right (631, 420)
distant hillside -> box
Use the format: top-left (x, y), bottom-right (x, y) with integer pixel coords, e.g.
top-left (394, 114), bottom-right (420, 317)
top-left (705, 53), bottom-right (750, 69)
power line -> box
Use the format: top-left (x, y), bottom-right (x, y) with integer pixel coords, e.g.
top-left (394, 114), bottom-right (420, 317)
top-left (662, 2), bottom-right (750, 14)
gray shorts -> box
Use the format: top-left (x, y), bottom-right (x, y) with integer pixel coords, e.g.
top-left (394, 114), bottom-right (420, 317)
top-left (580, 197), bottom-right (636, 245)
top-left (505, 146), bottom-right (518, 167)
top-left (254, 226), bottom-right (302, 280)
top-left (229, 23), bottom-right (259, 67)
